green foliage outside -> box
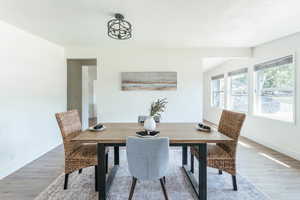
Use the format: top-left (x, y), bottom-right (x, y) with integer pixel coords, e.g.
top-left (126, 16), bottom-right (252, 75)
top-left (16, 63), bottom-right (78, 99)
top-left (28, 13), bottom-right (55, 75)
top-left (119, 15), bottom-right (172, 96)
top-left (260, 64), bottom-right (294, 89)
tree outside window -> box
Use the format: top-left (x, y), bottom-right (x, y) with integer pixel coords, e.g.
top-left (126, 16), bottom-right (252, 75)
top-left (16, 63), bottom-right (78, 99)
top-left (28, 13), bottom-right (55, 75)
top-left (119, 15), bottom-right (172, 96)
top-left (255, 55), bottom-right (294, 122)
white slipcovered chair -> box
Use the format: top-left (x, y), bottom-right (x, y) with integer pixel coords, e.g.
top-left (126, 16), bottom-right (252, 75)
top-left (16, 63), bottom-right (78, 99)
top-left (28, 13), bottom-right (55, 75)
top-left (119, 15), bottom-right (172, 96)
top-left (126, 137), bottom-right (170, 200)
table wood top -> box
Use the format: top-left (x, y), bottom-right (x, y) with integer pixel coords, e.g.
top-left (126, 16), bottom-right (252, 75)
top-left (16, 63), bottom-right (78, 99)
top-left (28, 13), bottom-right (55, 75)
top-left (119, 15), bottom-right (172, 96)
top-left (72, 123), bottom-right (232, 144)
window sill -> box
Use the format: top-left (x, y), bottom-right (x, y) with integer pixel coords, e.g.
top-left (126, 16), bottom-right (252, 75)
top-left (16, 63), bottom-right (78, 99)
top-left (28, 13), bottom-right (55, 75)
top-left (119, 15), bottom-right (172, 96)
top-left (210, 106), bottom-right (224, 110)
top-left (227, 108), bottom-right (249, 115)
top-left (252, 113), bottom-right (295, 125)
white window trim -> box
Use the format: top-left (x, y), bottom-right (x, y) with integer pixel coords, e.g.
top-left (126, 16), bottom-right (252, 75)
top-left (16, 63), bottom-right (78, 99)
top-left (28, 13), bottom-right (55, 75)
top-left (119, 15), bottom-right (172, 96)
top-left (252, 54), bottom-right (296, 124)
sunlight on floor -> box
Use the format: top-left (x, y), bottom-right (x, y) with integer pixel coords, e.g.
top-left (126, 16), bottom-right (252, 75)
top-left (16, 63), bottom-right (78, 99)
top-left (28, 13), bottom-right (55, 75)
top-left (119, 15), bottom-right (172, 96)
top-left (259, 153), bottom-right (291, 168)
top-left (238, 141), bottom-right (252, 148)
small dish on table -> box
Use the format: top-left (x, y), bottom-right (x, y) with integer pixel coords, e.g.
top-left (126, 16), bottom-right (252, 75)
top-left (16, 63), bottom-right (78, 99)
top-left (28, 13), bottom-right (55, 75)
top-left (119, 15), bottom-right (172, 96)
top-left (196, 123), bottom-right (211, 133)
top-left (136, 130), bottom-right (160, 138)
top-left (89, 124), bottom-right (106, 132)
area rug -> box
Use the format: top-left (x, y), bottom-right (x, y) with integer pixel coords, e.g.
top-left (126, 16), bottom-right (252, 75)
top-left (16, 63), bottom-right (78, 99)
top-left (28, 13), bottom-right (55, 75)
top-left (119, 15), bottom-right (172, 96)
top-left (35, 149), bottom-right (270, 200)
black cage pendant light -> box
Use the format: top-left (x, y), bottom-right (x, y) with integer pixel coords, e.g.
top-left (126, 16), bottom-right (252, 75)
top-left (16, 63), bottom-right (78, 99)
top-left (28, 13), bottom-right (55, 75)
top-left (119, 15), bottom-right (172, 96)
top-left (107, 13), bottom-right (132, 40)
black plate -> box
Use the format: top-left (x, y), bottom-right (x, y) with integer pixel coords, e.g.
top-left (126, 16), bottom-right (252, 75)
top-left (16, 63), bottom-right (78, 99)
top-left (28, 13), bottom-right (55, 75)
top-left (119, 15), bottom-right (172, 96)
top-left (198, 123), bottom-right (211, 130)
top-left (136, 130), bottom-right (160, 137)
top-left (94, 124), bottom-right (104, 130)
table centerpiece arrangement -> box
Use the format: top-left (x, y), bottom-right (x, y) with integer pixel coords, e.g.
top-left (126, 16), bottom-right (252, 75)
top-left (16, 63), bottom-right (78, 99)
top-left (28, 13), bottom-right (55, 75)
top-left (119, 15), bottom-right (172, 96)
top-left (144, 98), bottom-right (167, 131)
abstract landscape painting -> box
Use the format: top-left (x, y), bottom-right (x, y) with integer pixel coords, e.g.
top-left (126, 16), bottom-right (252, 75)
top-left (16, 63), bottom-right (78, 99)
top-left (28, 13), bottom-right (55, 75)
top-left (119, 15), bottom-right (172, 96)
top-left (121, 72), bottom-right (177, 91)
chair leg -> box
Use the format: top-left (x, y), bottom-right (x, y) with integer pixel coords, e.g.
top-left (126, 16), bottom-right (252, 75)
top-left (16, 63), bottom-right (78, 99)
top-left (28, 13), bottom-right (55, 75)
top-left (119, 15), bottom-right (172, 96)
top-left (128, 177), bottom-right (137, 200)
top-left (232, 175), bottom-right (238, 191)
top-left (163, 176), bottom-right (166, 184)
top-left (218, 170), bottom-right (222, 175)
top-left (64, 174), bottom-right (69, 190)
top-left (78, 169), bottom-right (82, 174)
top-left (95, 166), bottom-right (98, 191)
top-left (190, 152), bottom-right (194, 173)
top-left (106, 153), bottom-right (108, 174)
top-left (160, 178), bottom-right (169, 200)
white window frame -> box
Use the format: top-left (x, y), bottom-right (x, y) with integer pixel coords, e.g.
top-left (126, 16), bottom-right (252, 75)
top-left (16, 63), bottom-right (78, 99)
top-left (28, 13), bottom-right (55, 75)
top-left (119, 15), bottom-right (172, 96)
top-left (253, 55), bottom-right (296, 123)
top-left (227, 68), bottom-right (249, 113)
top-left (211, 74), bottom-right (225, 109)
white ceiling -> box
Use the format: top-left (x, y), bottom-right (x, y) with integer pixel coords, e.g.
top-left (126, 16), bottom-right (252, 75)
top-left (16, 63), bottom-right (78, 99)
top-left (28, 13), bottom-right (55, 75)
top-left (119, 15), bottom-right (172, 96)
top-left (202, 58), bottom-right (232, 71)
top-left (0, 0), bottom-right (300, 48)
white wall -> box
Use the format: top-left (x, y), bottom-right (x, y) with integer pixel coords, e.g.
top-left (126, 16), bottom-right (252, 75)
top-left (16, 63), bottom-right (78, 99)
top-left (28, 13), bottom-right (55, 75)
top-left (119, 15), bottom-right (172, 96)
top-left (66, 47), bottom-right (251, 123)
top-left (0, 21), bottom-right (66, 179)
top-left (204, 33), bottom-right (300, 160)
top-left (66, 48), bottom-right (204, 122)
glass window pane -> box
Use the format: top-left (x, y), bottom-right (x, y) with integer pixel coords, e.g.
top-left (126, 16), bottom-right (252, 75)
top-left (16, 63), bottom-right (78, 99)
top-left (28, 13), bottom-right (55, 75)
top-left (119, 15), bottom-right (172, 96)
top-left (228, 73), bottom-right (248, 112)
top-left (255, 61), bottom-right (294, 122)
top-left (211, 78), bottom-right (224, 108)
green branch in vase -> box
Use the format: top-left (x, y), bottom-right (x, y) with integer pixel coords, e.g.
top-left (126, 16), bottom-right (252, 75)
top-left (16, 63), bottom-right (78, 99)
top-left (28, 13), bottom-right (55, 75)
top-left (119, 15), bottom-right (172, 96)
top-left (150, 98), bottom-right (168, 117)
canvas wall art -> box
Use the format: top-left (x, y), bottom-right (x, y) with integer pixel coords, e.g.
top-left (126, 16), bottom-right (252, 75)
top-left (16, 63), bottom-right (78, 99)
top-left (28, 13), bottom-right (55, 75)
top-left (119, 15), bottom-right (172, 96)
top-left (121, 72), bottom-right (177, 91)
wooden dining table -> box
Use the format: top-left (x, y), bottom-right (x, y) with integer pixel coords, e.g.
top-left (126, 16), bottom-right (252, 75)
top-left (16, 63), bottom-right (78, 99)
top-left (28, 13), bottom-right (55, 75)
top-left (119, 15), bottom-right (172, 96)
top-left (72, 123), bottom-right (232, 200)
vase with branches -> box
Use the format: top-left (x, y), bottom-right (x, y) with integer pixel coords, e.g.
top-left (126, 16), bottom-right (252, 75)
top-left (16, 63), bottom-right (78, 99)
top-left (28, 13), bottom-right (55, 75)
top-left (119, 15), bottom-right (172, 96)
top-left (144, 98), bottom-right (168, 131)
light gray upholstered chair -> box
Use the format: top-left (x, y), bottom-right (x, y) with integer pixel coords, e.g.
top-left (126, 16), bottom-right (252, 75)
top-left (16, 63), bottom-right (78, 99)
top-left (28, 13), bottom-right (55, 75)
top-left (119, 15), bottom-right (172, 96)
top-left (126, 137), bottom-right (170, 200)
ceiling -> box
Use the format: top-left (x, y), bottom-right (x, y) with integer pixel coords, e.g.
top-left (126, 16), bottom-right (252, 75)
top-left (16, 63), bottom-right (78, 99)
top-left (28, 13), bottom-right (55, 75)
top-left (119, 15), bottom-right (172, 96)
top-left (0, 0), bottom-right (300, 48)
top-left (202, 58), bottom-right (232, 71)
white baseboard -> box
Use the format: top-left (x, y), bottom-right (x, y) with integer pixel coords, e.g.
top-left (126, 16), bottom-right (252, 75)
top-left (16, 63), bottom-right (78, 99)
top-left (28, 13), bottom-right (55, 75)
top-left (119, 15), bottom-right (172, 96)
top-left (244, 135), bottom-right (300, 161)
top-left (0, 142), bottom-right (62, 180)
top-left (204, 118), bottom-right (300, 161)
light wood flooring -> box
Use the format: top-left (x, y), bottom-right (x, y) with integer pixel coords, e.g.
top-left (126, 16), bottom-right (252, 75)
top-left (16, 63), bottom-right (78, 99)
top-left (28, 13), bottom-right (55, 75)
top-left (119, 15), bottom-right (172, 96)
top-left (1, 136), bottom-right (300, 200)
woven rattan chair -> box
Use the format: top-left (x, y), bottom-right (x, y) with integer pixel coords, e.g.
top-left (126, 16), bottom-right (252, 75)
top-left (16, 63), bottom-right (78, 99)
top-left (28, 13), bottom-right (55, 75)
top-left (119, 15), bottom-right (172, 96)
top-left (191, 110), bottom-right (246, 191)
top-left (55, 110), bottom-right (108, 190)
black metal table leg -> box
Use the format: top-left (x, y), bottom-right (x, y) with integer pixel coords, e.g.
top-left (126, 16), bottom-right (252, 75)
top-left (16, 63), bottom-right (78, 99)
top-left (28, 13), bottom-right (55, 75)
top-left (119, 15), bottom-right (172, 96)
top-left (182, 143), bottom-right (207, 200)
top-left (182, 146), bottom-right (187, 166)
top-left (190, 150), bottom-right (194, 173)
top-left (198, 143), bottom-right (207, 200)
top-left (114, 146), bottom-right (119, 165)
top-left (98, 143), bottom-right (106, 200)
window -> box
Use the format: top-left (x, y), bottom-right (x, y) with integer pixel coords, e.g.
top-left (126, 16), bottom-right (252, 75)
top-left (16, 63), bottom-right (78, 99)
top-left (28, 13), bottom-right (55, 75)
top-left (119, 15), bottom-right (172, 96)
top-left (254, 55), bottom-right (295, 122)
top-left (228, 68), bottom-right (248, 113)
top-left (211, 74), bottom-right (224, 108)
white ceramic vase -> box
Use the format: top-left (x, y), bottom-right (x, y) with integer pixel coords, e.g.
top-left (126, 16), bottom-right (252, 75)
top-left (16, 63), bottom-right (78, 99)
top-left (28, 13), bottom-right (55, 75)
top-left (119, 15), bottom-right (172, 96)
top-left (144, 116), bottom-right (156, 131)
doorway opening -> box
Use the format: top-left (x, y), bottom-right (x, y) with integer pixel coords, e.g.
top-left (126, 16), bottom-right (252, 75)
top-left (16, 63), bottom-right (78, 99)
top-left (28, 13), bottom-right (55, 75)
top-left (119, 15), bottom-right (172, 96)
top-left (67, 59), bottom-right (97, 129)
